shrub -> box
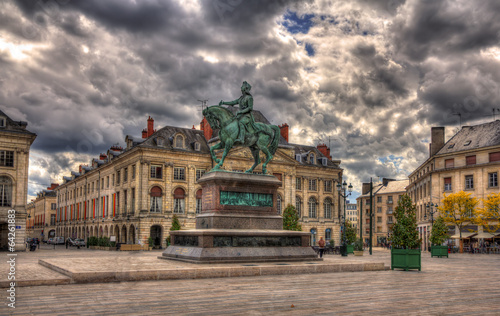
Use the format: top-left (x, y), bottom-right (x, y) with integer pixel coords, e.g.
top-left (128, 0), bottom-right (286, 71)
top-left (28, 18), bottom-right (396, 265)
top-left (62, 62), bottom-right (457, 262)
top-left (170, 215), bottom-right (182, 231)
top-left (430, 216), bottom-right (449, 246)
top-left (390, 194), bottom-right (421, 249)
top-left (282, 204), bottom-right (302, 231)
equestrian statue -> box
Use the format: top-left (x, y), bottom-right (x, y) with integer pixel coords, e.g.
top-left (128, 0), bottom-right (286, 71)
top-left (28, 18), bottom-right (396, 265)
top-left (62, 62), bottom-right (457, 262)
top-left (202, 81), bottom-right (280, 174)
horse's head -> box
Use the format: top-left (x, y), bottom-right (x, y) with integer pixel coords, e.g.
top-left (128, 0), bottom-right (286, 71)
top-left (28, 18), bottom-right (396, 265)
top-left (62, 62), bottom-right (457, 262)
top-left (202, 105), bottom-right (234, 130)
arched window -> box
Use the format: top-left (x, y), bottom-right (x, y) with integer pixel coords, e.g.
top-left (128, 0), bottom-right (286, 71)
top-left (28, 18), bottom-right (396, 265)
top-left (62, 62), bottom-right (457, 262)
top-left (150, 186), bottom-right (162, 213)
top-left (196, 189), bottom-right (202, 214)
top-left (277, 194), bottom-right (282, 215)
top-left (175, 135), bottom-right (184, 148)
top-left (173, 188), bottom-right (185, 214)
top-left (308, 197), bottom-right (317, 218)
top-left (325, 228), bottom-right (332, 241)
top-left (310, 228), bottom-right (317, 246)
top-left (324, 198), bottom-right (332, 219)
top-left (0, 176), bottom-right (12, 207)
top-left (295, 196), bottom-right (302, 218)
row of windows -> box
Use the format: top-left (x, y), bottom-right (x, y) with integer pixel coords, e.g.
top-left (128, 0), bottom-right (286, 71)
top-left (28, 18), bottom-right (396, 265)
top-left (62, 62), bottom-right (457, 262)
top-left (295, 197), bottom-right (334, 219)
top-left (295, 178), bottom-right (334, 192)
top-left (444, 152), bottom-right (500, 169)
top-left (443, 172), bottom-right (498, 191)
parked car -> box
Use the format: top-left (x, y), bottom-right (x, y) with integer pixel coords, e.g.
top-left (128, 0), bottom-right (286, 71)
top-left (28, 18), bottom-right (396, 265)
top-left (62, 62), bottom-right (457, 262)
top-left (47, 238), bottom-right (54, 244)
top-left (75, 239), bottom-right (85, 247)
top-left (55, 237), bottom-right (64, 244)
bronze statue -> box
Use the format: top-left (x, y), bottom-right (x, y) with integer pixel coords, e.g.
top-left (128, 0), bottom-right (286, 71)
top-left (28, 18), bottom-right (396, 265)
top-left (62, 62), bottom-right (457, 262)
top-left (203, 81), bottom-right (280, 174)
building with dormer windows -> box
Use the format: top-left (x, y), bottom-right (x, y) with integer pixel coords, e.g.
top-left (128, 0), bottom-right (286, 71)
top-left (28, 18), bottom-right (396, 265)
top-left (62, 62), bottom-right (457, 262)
top-left (54, 114), bottom-right (344, 248)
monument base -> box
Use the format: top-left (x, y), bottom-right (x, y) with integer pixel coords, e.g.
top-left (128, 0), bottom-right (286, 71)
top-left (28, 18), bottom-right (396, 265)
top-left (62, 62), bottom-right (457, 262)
top-left (161, 229), bottom-right (320, 263)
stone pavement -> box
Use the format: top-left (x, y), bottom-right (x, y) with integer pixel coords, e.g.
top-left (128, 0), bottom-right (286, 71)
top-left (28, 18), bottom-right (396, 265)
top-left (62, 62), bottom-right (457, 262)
top-left (1, 245), bottom-right (387, 287)
top-left (2, 248), bottom-right (499, 315)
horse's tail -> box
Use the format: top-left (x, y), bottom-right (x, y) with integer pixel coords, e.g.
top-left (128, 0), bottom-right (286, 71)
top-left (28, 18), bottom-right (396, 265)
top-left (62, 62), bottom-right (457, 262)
top-left (269, 125), bottom-right (280, 155)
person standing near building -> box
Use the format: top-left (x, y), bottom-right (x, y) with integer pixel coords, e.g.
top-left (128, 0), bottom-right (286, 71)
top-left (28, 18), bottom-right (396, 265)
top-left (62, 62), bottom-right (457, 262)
top-left (318, 237), bottom-right (325, 258)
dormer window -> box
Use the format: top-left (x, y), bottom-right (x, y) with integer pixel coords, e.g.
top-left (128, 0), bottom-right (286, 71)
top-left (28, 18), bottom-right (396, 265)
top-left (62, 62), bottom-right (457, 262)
top-left (175, 135), bottom-right (184, 148)
top-left (194, 142), bottom-right (200, 151)
top-left (0, 117), bottom-right (5, 127)
top-left (309, 153), bottom-right (315, 164)
top-left (448, 144), bottom-right (455, 149)
top-left (156, 137), bottom-right (165, 147)
top-left (464, 140), bottom-right (471, 146)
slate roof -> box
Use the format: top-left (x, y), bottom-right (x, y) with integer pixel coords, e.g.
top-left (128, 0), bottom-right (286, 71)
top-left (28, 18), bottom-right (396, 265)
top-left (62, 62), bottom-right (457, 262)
top-left (138, 126), bottom-right (211, 154)
top-left (290, 143), bottom-right (340, 168)
top-left (436, 120), bottom-right (500, 155)
top-left (359, 179), bottom-right (408, 198)
top-left (0, 109), bottom-right (36, 136)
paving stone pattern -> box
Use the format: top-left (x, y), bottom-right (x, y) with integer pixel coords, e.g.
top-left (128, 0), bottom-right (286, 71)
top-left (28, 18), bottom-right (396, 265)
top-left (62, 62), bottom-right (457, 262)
top-left (2, 247), bottom-right (499, 315)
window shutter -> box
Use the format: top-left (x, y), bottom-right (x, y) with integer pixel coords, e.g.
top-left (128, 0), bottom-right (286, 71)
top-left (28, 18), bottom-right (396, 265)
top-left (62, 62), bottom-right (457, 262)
top-left (490, 152), bottom-right (500, 162)
top-left (445, 159), bottom-right (454, 168)
top-left (174, 188), bottom-right (185, 199)
top-left (444, 178), bottom-right (451, 184)
top-left (150, 186), bottom-right (162, 197)
top-left (466, 155), bottom-right (476, 165)
top-left (196, 189), bottom-right (202, 199)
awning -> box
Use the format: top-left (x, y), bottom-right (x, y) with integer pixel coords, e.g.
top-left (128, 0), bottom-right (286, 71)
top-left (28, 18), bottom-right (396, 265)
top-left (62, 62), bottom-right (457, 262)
top-left (473, 232), bottom-right (496, 239)
top-left (450, 232), bottom-right (477, 239)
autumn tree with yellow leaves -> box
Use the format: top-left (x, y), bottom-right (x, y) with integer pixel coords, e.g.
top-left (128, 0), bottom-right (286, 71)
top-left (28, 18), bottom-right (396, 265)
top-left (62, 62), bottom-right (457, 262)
top-left (438, 191), bottom-right (479, 253)
top-left (477, 192), bottom-right (500, 234)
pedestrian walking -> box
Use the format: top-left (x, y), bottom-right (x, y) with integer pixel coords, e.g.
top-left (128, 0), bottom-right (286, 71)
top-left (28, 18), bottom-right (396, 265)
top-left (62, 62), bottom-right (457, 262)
top-left (318, 237), bottom-right (325, 258)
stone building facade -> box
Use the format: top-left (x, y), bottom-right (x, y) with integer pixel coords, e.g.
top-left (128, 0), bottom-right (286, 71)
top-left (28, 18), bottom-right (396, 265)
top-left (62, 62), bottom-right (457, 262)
top-left (346, 200), bottom-right (357, 228)
top-left (407, 121), bottom-right (500, 250)
top-left (54, 115), bottom-right (343, 248)
top-left (357, 179), bottom-right (408, 246)
top-left (0, 110), bottom-right (37, 251)
top-left (26, 184), bottom-right (58, 241)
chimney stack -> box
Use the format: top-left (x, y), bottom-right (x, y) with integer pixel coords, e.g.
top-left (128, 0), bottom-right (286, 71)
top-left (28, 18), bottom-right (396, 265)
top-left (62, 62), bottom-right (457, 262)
top-left (99, 153), bottom-right (107, 161)
top-left (317, 143), bottom-right (331, 160)
top-left (361, 183), bottom-right (370, 195)
top-left (47, 183), bottom-right (59, 190)
top-left (279, 123), bottom-right (289, 142)
top-left (147, 116), bottom-right (156, 137)
top-left (200, 117), bottom-right (213, 141)
top-left (430, 127), bottom-right (445, 157)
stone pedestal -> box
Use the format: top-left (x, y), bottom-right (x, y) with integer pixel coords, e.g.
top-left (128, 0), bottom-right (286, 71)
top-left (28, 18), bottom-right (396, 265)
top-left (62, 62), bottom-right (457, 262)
top-left (161, 171), bottom-right (318, 263)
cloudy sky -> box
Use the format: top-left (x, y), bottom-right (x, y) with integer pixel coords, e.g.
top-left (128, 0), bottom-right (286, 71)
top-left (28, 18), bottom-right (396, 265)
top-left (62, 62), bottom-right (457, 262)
top-left (1, 0), bottom-right (500, 202)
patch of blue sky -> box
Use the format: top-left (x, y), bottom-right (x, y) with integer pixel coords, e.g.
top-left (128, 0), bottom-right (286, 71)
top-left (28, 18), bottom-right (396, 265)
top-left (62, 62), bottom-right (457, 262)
top-left (282, 11), bottom-right (315, 34)
top-left (305, 43), bottom-right (315, 56)
top-left (378, 155), bottom-right (405, 173)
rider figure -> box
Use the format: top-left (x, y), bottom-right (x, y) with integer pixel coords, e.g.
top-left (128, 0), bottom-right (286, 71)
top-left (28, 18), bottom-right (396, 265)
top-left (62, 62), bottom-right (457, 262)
top-left (219, 81), bottom-right (257, 144)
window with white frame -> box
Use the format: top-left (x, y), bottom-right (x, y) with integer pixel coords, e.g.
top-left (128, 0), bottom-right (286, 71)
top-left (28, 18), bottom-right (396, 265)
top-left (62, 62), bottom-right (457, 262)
top-left (324, 198), bottom-right (332, 219)
top-left (0, 151), bottom-right (14, 167)
top-left (173, 188), bottom-right (185, 214)
top-left (308, 197), bottom-right (317, 218)
top-left (196, 190), bottom-right (202, 214)
top-left (444, 177), bottom-right (452, 191)
top-left (296, 196), bottom-right (302, 217)
top-left (0, 176), bottom-right (12, 207)
top-left (296, 177), bottom-right (302, 190)
top-left (308, 179), bottom-right (317, 191)
top-left (123, 168), bottom-right (128, 183)
top-left (465, 175), bottom-right (474, 190)
top-left (174, 167), bottom-right (185, 180)
top-left (324, 180), bottom-right (332, 192)
top-left (196, 169), bottom-right (205, 181)
top-left (150, 165), bottom-right (162, 179)
top-left (175, 135), bottom-right (184, 148)
top-left (489, 172), bottom-right (498, 188)
top-left (150, 186), bottom-right (162, 213)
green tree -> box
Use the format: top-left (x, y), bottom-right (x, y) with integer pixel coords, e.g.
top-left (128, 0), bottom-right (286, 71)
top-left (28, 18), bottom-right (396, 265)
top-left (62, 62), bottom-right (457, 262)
top-left (390, 194), bottom-right (421, 249)
top-left (342, 220), bottom-right (357, 245)
top-left (170, 214), bottom-right (182, 231)
top-left (430, 216), bottom-right (449, 246)
top-left (438, 191), bottom-right (478, 253)
top-left (282, 204), bottom-right (302, 231)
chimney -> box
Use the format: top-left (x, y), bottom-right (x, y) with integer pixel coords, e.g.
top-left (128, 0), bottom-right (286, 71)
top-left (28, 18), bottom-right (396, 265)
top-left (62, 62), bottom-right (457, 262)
top-left (99, 153), bottom-right (107, 161)
top-left (361, 183), bottom-right (371, 195)
top-left (430, 127), bottom-right (445, 157)
top-left (110, 145), bottom-right (123, 151)
top-left (317, 143), bottom-right (331, 160)
top-left (47, 183), bottom-right (59, 190)
top-left (79, 165), bottom-right (83, 174)
top-left (279, 123), bottom-right (289, 142)
top-left (200, 117), bottom-right (213, 141)
top-left (142, 129), bottom-right (148, 139)
top-left (147, 116), bottom-right (156, 137)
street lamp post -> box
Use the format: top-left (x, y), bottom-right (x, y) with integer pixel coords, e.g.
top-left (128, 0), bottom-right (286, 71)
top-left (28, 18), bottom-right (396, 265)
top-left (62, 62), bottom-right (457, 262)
top-left (337, 180), bottom-right (353, 257)
top-left (424, 202), bottom-right (438, 251)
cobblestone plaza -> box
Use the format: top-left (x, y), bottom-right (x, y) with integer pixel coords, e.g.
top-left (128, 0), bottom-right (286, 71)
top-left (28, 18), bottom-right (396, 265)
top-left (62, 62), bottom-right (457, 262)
top-left (2, 247), bottom-right (499, 315)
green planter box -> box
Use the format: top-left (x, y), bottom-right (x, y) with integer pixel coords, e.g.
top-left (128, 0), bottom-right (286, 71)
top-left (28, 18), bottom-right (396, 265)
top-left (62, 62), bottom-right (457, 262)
top-left (391, 248), bottom-right (421, 271)
top-left (347, 245), bottom-right (354, 254)
top-left (431, 245), bottom-right (448, 258)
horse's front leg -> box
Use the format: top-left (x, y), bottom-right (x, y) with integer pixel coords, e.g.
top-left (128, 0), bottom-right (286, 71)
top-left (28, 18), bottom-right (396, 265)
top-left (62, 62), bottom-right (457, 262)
top-left (215, 141), bottom-right (233, 170)
top-left (246, 147), bottom-right (260, 173)
top-left (210, 142), bottom-right (224, 164)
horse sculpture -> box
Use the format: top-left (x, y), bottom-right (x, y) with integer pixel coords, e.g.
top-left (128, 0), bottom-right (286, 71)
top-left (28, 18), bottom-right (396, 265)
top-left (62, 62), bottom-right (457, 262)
top-left (202, 105), bottom-right (280, 174)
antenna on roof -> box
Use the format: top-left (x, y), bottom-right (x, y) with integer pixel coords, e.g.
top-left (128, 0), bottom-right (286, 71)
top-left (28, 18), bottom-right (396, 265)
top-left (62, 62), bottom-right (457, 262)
top-left (452, 113), bottom-right (462, 127)
top-left (197, 99), bottom-right (208, 112)
top-left (484, 108), bottom-right (500, 121)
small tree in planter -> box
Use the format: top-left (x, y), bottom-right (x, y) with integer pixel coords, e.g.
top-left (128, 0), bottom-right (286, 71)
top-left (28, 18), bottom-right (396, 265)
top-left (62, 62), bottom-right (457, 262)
top-left (147, 237), bottom-right (154, 250)
top-left (341, 220), bottom-right (357, 254)
top-left (353, 238), bottom-right (364, 256)
top-left (430, 216), bottom-right (449, 258)
top-left (282, 204), bottom-right (302, 231)
top-left (167, 215), bottom-right (182, 247)
top-left (390, 194), bottom-right (422, 271)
